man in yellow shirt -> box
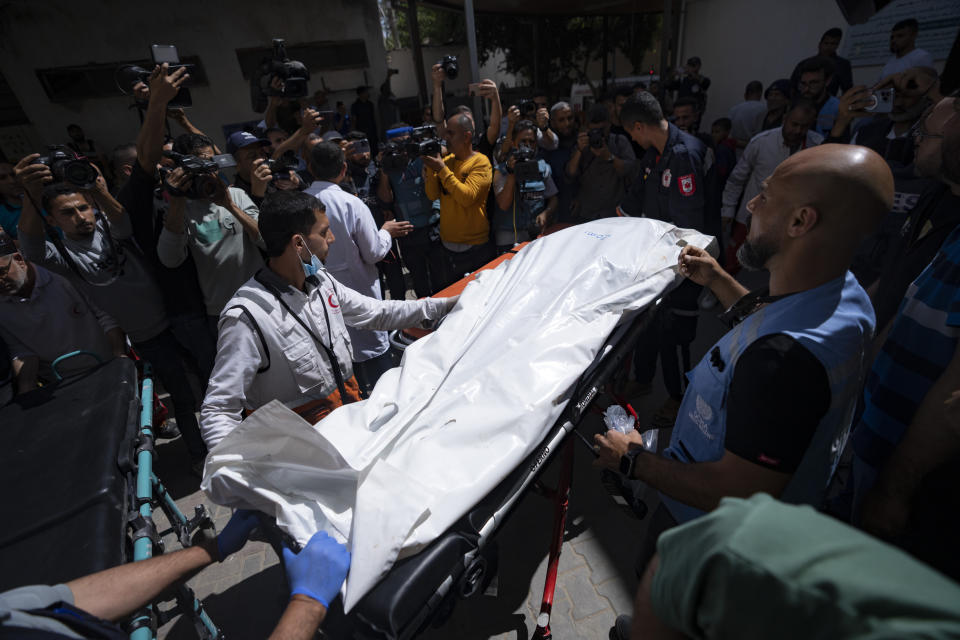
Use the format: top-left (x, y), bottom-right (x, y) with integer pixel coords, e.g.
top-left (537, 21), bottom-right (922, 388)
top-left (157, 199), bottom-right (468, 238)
top-left (423, 113), bottom-right (494, 286)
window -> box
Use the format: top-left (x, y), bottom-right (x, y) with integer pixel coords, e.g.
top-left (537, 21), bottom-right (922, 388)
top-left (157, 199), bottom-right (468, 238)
top-left (235, 40), bottom-right (369, 78)
top-left (35, 56), bottom-right (209, 103)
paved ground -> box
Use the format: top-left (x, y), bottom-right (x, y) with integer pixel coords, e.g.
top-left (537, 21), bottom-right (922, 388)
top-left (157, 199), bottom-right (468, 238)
top-left (154, 270), bottom-right (765, 639)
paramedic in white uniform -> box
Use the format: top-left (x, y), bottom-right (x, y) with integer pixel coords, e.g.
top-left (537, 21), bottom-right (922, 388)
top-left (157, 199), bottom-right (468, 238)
top-left (200, 190), bottom-right (457, 449)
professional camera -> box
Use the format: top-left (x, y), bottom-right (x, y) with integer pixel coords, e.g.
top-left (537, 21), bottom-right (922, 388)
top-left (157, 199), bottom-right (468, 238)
top-left (380, 142), bottom-right (408, 171)
top-left (34, 146), bottom-right (99, 190)
top-left (250, 38), bottom-right (310, 113)
top-left (405, 125), bottom-right (443, 157)
top-left (161, 151), bottom-right (220, 200)
top-left (510, 144), bottom-right (541, 183)
top-left (588, 128), bottom-right (606, 149)
top-left (518, 99), bottom-right (537, 118)
top-left (439, 55), bottom-right (458, 80)
top-left (265, 150), bottom-right (299, 181)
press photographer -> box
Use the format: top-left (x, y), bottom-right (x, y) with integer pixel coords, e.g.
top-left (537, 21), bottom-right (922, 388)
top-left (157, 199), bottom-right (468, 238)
top-left (378, 126), bottom-right (446, 297)
top-left (423, 113), bottom-right (494, 287)
top-left (492, 120), bottom-right (559, 253)
top-left (156, 133), bottom-right (265, 332)
top-left (566, 103), bottom-right (635, 221)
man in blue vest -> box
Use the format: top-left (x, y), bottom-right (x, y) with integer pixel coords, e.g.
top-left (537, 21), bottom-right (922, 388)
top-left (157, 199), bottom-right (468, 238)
top-left (492, 119), bottom-right (559, 254)
top-left (595, 144), bottom-right (893, 533)
top-left (377, 127), bottom-right (446, 297)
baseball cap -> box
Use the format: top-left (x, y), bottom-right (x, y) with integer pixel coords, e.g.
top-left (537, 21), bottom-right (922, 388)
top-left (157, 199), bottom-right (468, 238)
top-left (765, 78), bottom-right (792, 99)
top-left (322, 130), bottom-right (344, 143)
top-left (226, 131), bottom-right (269, 155)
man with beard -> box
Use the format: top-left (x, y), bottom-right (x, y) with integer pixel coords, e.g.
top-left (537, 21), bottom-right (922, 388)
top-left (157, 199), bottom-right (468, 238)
top-left (542, 102), bottom-right (579, 222)
top-left (595, 144), bottom-right (890, 588)
top-left (721, 99), bottom-right (821, 271)
top-left (796, 56), bottom-right (841, 136)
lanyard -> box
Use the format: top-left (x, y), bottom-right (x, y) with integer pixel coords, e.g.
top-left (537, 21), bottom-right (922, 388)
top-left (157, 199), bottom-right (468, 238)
top-left (254, 271), bottom-right (353, 403)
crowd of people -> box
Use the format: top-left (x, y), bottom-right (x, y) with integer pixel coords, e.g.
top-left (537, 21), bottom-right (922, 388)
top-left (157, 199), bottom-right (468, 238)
top-left (0, 13), bottom-right (959, 639)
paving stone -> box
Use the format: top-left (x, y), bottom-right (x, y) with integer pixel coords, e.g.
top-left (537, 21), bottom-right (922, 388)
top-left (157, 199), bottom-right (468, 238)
top-left (575, 610), bottom-right (618, 638)
top-left (557, 540), bottom-right (586, 574)
top-left (562, 566), bottom-right (612, 621)
top-left (595, 576), bottom-right (636, 617)
top-left (240, 551), bottom-right (264, 580)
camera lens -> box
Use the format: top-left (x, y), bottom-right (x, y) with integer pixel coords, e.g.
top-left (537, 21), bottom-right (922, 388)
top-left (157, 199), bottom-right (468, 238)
top-left (62, 160), bottom-right (98, 188)
top-left (196, 175), bottom-right (220, 199)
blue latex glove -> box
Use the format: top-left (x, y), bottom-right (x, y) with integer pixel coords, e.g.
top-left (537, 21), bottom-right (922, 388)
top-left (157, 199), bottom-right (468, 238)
top-left (216, 509), bottom-right (260, 561)
top-left (282, 530), bottom-right (351, 608)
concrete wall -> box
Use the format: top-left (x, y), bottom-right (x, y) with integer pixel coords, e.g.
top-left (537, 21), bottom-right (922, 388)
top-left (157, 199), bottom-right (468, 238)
top-left (0, 0), bottom-right (387, 158)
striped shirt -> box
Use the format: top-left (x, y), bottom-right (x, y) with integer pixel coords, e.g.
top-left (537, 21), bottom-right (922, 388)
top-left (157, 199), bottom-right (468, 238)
top-left (854, 225), bottom-right (960, 466)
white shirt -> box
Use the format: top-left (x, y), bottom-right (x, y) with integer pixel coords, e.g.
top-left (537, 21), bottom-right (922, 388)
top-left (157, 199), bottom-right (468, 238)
top-left (0, 266), bottom-right (116, 378)
top-left (722, 127), bottom-right (823, 224)
top-left (157, 186), bottom-right (264, 316)
top-left (727, 100), bottom-right (768, 159)
top-left (200, 267), bottom-right (454, 448)
top-left (304, 180), bottom-right (392, 362)
top-left (880, 48), bottom-right (936, 80)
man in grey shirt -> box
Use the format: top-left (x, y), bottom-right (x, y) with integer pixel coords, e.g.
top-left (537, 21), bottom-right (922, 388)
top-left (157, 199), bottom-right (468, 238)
top-left (566, 104), bottom-right (636, 221)
top-left (15, 156), bottom-right (207, 469)
top-left (156, 133), bottom-right (264, 334)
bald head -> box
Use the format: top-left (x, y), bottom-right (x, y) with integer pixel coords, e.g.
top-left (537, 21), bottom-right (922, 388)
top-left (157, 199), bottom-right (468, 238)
top-left (742, 144), bottom-right (893, 282)
top-left (776, 144), bottom-right (892, 238)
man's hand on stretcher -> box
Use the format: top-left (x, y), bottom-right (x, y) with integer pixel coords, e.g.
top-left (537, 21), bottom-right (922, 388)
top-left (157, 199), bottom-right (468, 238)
top-left (269, 531), bottom-right (351, 640)
top-left (678, 245), bottom-right (748, 310)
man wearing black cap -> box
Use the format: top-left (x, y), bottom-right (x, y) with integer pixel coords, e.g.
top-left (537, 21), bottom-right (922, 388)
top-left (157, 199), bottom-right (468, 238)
top-left (667, 57), bottom-right (711, 112)
top-left (227, 131), bottom-right (273, 206)
top-left (351, 86), bottom-right (380, 155)
top-left (761, 79), bottom-right (792, 132)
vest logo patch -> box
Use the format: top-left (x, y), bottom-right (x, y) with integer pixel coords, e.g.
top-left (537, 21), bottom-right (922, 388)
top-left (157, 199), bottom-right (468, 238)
top-left (661, 169), bottom-right (672, 188)
top-left (690, 394), bottom-right (716, 439)
top-left (679, 173), bottom-right (696, 196)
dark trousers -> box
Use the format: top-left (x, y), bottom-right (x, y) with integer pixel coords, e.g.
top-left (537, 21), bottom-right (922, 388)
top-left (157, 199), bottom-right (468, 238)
top-left (170, 312), bottom-right (216, 391)
top-left (353, 351), bottom-right (395, 396)
top-left (378, 253), bottom-right (407, 301)
top-left (134, 328), bottom-right (208, 461)
top-left (634, 281), bottom-right (701, 400)
top-left (400, 228), bottom-right (447, 297)
top-left (440, 242), bottom-right (495, 290)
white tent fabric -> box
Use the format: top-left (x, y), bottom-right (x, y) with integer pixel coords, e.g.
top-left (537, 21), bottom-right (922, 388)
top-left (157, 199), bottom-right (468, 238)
top-left (202, 217), bottom-right (714, 610)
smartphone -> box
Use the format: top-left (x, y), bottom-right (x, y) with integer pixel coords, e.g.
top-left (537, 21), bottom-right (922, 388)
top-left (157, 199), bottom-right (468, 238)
top-left (865, 88), bottom-right (894, 114)
top-left (151, 44), bottom-right (180, 65)
top-left (468, 82), bottom-right (483, 96)
top-left (319, 110), bottom-right (337, 122)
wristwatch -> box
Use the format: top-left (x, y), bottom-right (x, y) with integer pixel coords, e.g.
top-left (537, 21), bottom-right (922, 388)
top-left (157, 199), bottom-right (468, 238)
top-left (619, 447), bottom-right (643, 478)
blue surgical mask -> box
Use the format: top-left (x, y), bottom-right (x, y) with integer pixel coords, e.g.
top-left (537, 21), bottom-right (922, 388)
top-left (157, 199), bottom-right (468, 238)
top-left (298, 235), bottom-right (323, 277)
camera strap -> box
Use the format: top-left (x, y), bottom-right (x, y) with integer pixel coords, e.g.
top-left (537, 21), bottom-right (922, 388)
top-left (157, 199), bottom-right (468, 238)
top-left (253, 270), bottom-right (353, 404)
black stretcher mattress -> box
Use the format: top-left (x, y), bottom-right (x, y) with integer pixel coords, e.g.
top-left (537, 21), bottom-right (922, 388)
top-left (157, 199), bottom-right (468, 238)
top-left (0, 359), bottom-right (139, 591)
top-left (339, 308), bottom-right (653, 639)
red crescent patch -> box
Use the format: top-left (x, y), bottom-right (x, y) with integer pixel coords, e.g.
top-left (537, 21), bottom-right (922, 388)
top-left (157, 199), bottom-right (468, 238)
top-left (327, 293), bottom-right (339, 308)
top-left (679, 173), bottom-right (696, 196)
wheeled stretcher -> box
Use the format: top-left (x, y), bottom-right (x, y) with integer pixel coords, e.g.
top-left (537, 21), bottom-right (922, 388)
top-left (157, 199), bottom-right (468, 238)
top-left (0, 354), bottom-right (221, 640)
top-left (202, 218), bottom-right (715, 638)
top-left (336, 302), bottom-right (658, 639)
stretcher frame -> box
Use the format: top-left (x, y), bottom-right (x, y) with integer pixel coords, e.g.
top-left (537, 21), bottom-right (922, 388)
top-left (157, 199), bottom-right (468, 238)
top-left (125, 363), bottom-right (222, 640)
top-left (357, 300), bottom-right (658, 640)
